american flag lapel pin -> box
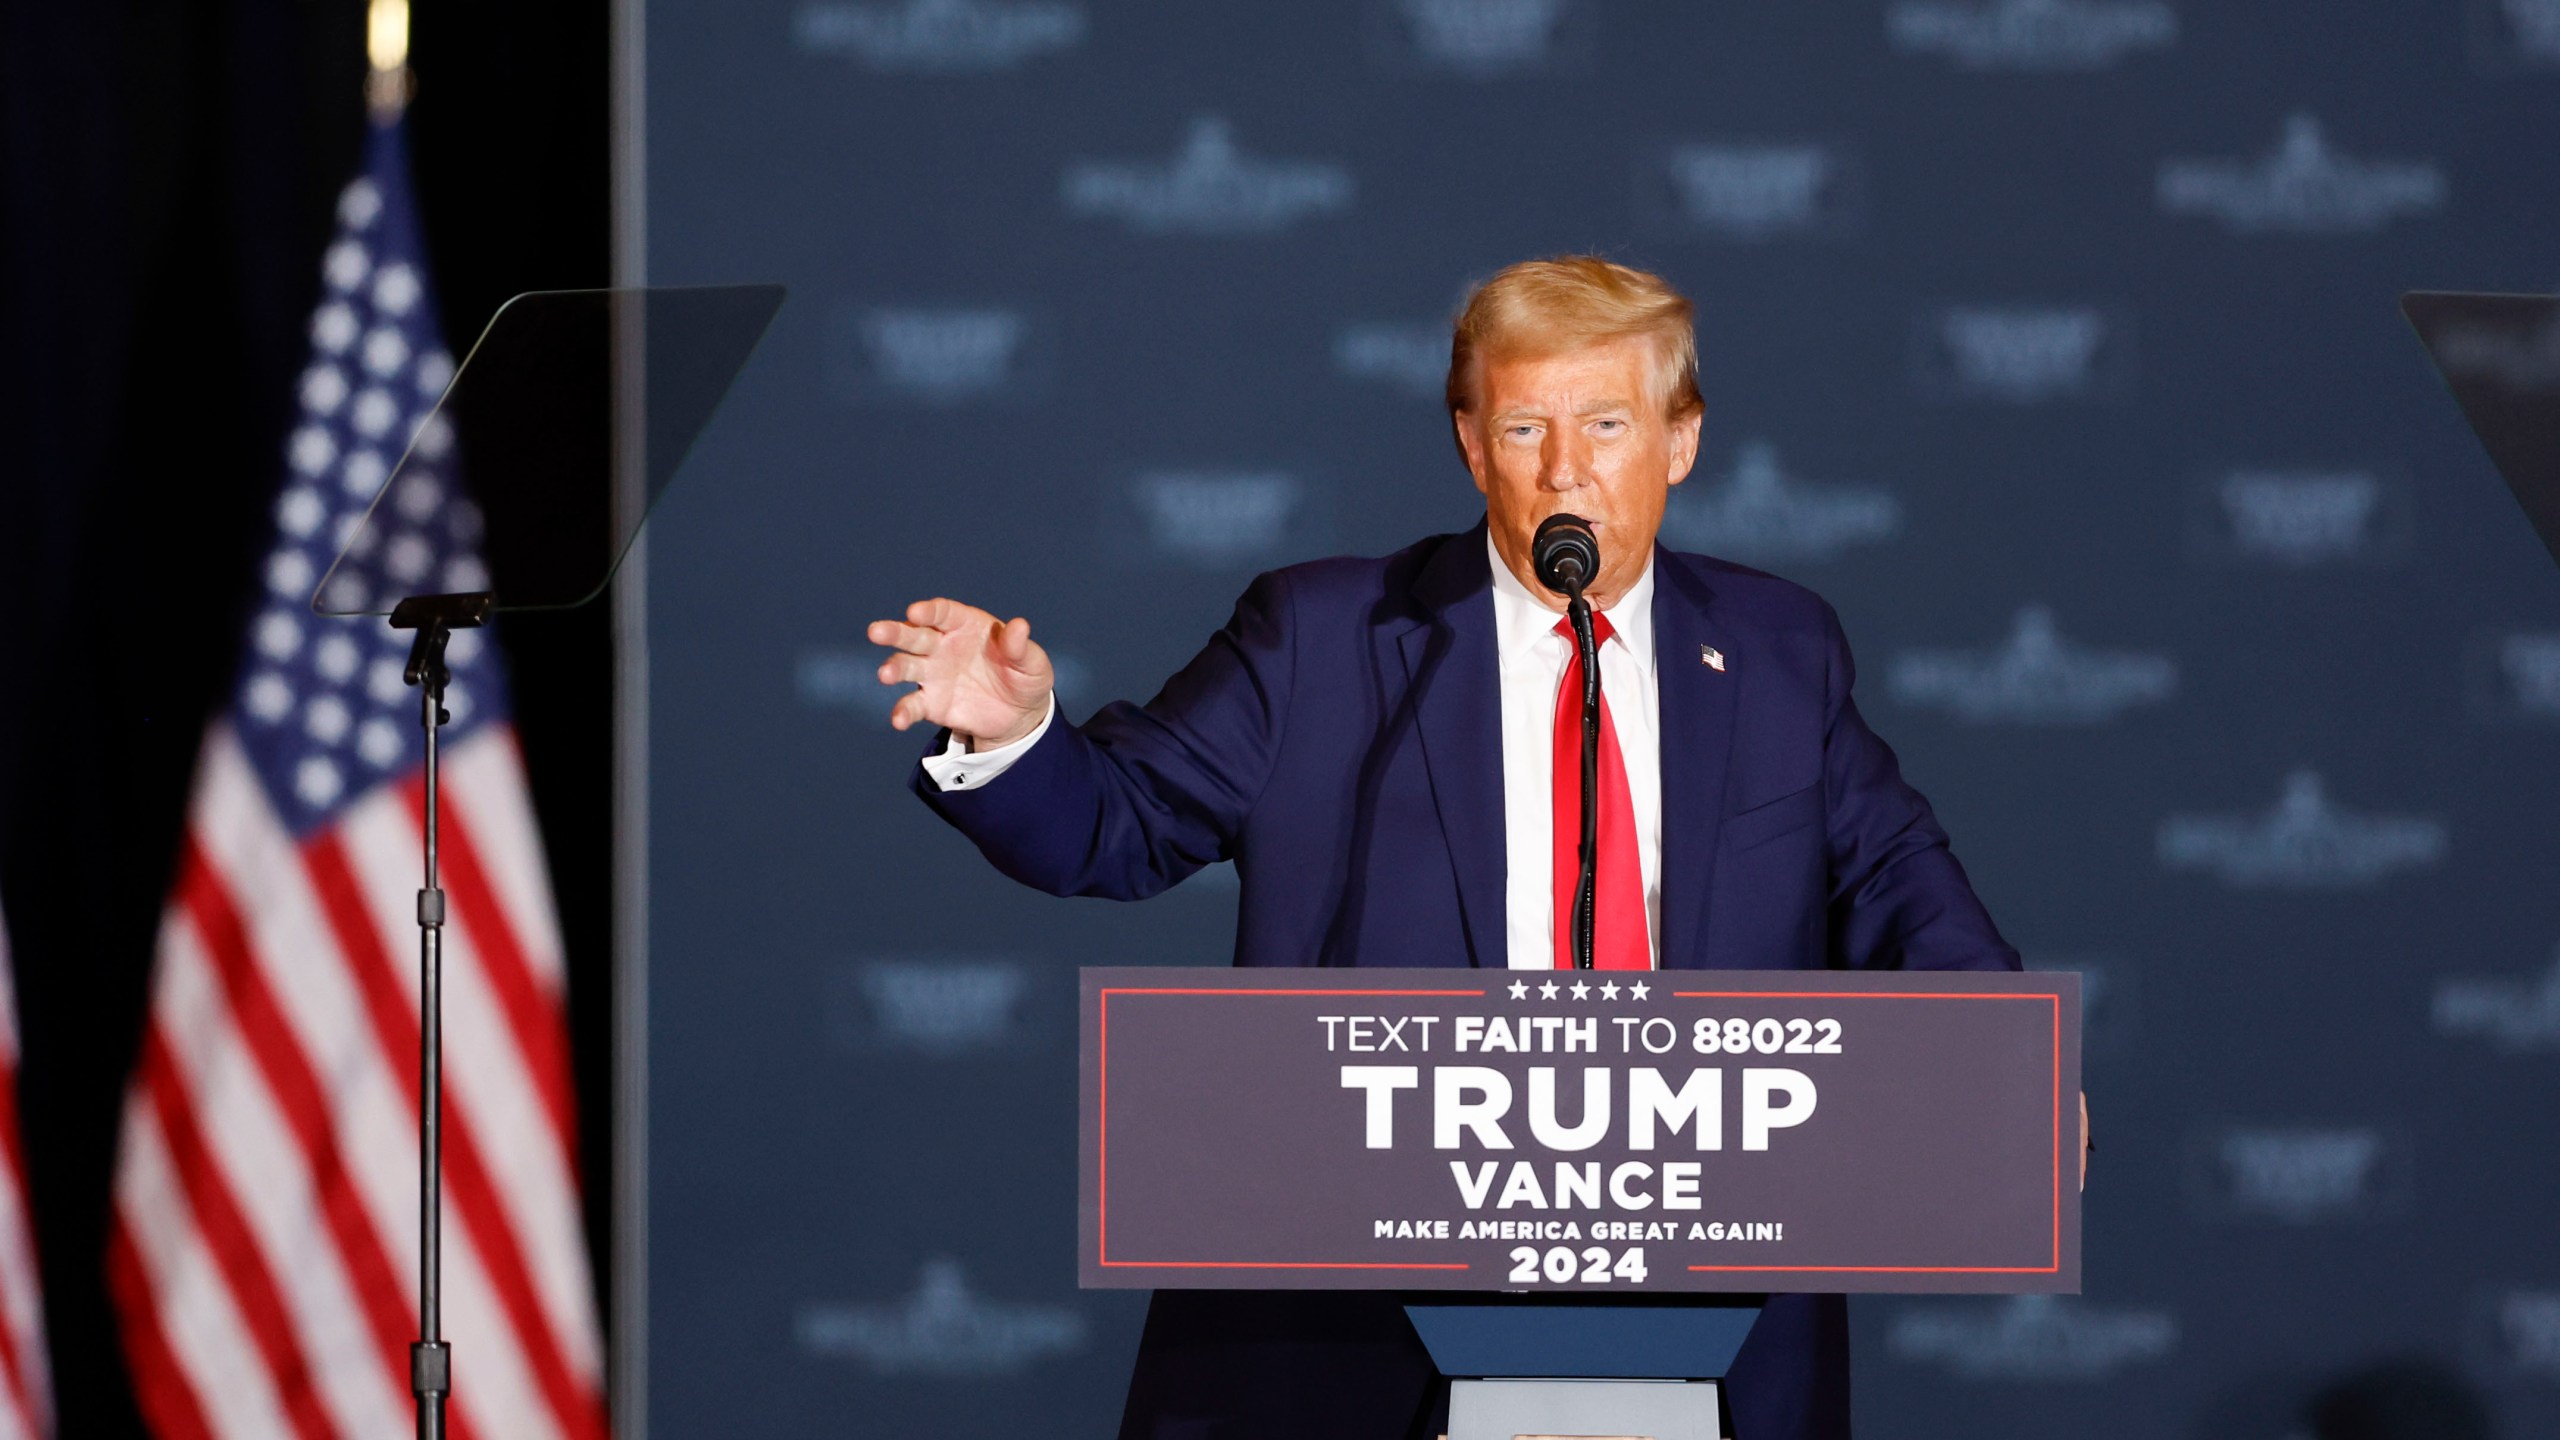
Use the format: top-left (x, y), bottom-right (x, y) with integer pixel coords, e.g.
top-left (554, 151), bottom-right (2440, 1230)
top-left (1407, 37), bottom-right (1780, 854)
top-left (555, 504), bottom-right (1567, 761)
top-left (1701, 644), bottom-right (1726, 672)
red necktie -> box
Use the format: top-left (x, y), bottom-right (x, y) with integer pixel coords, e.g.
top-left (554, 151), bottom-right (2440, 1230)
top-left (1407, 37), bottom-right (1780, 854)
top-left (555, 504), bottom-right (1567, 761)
top-left (1551, 614), bottom-right (1649, 970)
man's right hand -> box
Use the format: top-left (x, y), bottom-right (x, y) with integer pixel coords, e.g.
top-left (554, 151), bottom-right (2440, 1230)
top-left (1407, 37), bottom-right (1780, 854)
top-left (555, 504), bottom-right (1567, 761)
top-left (867, 597), bottom-right (1055, 749)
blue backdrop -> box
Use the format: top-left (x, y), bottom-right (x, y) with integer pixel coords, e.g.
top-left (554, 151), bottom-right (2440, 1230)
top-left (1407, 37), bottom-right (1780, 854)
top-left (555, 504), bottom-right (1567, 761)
top-left (634, 2), bottom-right (2560, 1434)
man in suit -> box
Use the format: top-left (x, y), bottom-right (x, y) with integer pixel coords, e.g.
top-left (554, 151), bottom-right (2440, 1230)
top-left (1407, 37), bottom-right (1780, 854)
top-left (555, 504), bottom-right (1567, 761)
top-left (868, 257), bottom-right (2024, 1439)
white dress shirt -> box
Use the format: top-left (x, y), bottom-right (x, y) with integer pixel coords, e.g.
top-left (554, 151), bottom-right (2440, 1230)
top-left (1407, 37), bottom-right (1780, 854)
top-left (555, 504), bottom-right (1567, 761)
top-left (922, 536), bottom-right (1664, 969)
top-left (1487, 534), bottom-right (1661, 970)
top-left (920, 693), bottom-right (1056, 792)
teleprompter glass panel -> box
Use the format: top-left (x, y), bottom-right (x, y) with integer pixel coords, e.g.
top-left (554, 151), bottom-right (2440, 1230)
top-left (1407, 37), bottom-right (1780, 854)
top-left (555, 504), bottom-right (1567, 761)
top-left (314, 283), bottom-right (785, 615)
top-left (2403, 291), bottom-right (2560, 573)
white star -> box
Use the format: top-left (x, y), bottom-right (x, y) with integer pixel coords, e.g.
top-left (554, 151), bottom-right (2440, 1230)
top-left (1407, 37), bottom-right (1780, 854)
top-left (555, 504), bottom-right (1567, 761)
top-left (333, 511), bottom-right (376, 557)
top-left (314, 632), bottom-right (360, 682)
top-left (1601, 982), bottom-right (1620, 1000)
top-left (340, 449), bottom-right (387, 498)
top-left (320, 572), bottom-right (369, 615)
top-left (312, 301), bottom-right (359, 353)
top-left (266, 549), bottom-right (314, 597)
top-left (337, 178), bottom-right (383, 229)
top-left (351, 388), bottom-right (398, 438)
top-left (300, 364), bottom-right (348, 414)
top-left (358, 717), bottom-right (404, 767)
top-left (1507, 980), bottom-right (1528, 1000)
top-left (372, 262), bottom-right (420, 315)
top-left (395, 473), bottom-right (443, 520)
top-left (243, 672), bottom-right (294, 722)
top-left (276, 486), bottom-right (324, 537)
top-left (1570, 981), bottom-right (1591, 1000)
top-left (415, 350), bottom-right (454, 397)
top-left (323, 239), bottom-right (370, 291)
top-left (368, 656), bottom-right (408, 705)
top-left (289, 425), bottom-right (336, 476)
top-left (444, 556), bottom-right (488, 592)
top-left (385, 533), bottom-right (431, 584)
top-left (362, 327), bottom-right (410, 377)
top-left (294, 755), bottom-right (343, 807)
top-left (412, 413), bottom-right (454, 459)
top-left (443, 684), bottom-right (469, 724)
top-left (1629, 981), bottom-right (1651, 1000)
top-left (446, 629), bottom-right (483, 666)
top-left (1538, 980), bottom-right (1560, 1000)
top-left (256, 612), bottom-right (302, 661)
top-left (304, 694), bottom-right (351, 744)
top-left (448, 497), bottom-right (484, 544)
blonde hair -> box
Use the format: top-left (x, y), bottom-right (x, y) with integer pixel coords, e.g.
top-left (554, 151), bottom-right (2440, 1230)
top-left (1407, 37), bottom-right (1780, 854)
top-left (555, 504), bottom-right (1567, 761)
top-left (1445, 256), bottom-right (1702, 420)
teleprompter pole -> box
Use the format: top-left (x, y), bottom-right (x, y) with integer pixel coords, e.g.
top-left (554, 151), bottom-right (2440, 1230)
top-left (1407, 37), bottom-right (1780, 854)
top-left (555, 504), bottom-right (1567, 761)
top-left (391, 591), bottom-right (493, 1440)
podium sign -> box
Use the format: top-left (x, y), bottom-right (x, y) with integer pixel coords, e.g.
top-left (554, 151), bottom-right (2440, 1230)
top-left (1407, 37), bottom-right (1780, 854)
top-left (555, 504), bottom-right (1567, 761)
top-left (1079, 968), bottom-right (2079, 1295)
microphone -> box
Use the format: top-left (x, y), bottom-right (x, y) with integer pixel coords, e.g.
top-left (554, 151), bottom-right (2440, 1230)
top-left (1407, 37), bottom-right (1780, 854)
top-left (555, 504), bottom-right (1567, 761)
top-left (1532, 513), bottom-right (1600, 597)
top-left (1531, 512), bottom-right (1604, 969)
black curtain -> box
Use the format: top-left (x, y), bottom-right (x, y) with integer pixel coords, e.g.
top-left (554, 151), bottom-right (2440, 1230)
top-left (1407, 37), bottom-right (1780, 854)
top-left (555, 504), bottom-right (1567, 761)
top-left (0, 1), bottom-right (613, 1432)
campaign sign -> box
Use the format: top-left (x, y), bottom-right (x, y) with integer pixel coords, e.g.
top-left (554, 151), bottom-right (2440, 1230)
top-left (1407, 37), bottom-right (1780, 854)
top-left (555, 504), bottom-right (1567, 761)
top-left (1079, 968), bottom-right (2079, 1294)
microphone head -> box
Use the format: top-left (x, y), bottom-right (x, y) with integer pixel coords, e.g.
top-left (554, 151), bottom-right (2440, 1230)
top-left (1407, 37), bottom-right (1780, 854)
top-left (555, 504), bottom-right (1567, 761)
top-left (1532, 513), bottom-right (1601, 596)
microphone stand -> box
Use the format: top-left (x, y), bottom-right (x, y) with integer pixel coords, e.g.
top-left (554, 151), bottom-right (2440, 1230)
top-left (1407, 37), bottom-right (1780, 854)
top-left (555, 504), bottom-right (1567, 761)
top-left (1564, 584), bottom-right (1599, 971)
top-left (390, 589), bottom-right (493, 1440)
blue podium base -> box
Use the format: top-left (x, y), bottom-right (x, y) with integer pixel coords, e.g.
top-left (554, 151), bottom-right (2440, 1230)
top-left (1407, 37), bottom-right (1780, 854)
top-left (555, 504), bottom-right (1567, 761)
top-left (1404, 1300), bottom-right (1762, 1379)
top-left (1447, 1378), bottom-right (1718, 1440)
top-left (1404, 1300), bottom-right (1761, 1440)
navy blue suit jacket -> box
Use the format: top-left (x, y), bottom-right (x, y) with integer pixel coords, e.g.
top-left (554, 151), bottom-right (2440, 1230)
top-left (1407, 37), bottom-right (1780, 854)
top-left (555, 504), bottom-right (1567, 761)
top-left (917, 522), bottom-right (2020, 1440)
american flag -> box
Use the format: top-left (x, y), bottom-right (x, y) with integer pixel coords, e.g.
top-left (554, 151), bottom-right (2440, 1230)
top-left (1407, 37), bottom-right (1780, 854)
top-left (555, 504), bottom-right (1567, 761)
top-left (0, 904), bottom-right (52, 1439)
top-left (107, 118), bottom-right (608, 1440)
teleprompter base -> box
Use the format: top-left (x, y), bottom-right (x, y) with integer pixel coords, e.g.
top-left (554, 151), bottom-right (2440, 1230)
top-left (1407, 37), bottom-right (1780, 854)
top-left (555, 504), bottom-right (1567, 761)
top-left (1447, 1378), bottom-right (1721, 1440)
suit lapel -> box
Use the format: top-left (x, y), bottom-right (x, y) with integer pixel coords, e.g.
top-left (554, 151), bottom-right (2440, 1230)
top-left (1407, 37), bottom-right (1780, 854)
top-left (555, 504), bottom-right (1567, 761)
top-left (1397, 524), bottom-right (1507, 969)
top-left (1651, 550), bottom-right (1737, 969)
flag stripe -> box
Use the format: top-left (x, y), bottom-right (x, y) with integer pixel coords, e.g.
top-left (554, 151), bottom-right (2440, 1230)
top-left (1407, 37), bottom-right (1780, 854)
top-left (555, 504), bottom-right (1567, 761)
top-left (0, 1268), bottom-right (32, 1440)
top-left (0, 1092), bottom-right (39, 1439)
top-left (158, 853), bottom-right (428, 1437)
top-left (302, 832), bottom-right (605, 1440)
top-left (338, 789), bottom-right (599, 1381)
top-left (106, 1223), bottom-right (217, 1440)
top-left (0, 1057), bottom-right (26, 1181)
top-left (113, 1114), bottom-right (293, 1438)
top-left (146, 925), bottom-right (409, 1440)
top-left (0, 896), bottom-right (50, 1440)
top-left (133, 1027), bottom-right (339, 1440)
top-left (168, 843), bottom-right (452, 1437)
top-left (184, 741), bottom-right (524, 1440)
top-left (277, 824), bottom-right (562, 1440)
top-left (188, 734), bottom-right (572, 1440)
top-left (408, 781), bottom-right (578, 1168)
top-left (439, 733), bottom-right (569, 989)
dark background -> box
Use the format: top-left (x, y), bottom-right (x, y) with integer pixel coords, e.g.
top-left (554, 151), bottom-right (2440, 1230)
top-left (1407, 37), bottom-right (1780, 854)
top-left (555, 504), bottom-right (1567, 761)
top-left (636, 2), bottom-right (2560, 1438)
top-left (6, 3), bottom-right (2560, 1440)
top-left (0, 0), bottom-right (614, 1434)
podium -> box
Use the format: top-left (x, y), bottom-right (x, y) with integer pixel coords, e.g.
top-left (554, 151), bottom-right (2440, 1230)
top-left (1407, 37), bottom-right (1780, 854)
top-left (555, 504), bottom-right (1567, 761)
top-left (1080, 968), bottom-right (2080, 1439)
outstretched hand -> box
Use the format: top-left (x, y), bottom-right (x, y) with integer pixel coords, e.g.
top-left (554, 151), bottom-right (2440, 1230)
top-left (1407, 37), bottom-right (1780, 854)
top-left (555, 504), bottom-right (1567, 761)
top-left (867, 597), bottom-right (1055, 749)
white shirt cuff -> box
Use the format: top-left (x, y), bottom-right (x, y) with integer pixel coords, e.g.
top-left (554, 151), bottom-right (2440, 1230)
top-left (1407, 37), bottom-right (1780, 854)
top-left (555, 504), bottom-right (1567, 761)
top-left (919, 694), bottom-right (1057, 792)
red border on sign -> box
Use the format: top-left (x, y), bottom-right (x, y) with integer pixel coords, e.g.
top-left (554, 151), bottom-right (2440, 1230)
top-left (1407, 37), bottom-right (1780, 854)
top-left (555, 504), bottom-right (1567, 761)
top-left (1668, 990), bottom-right (2063, 1276)
top-left (1095, 986), bottom-right (2065, 1277)
top-left (1099, 988), bottom-right (1486, 1271)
